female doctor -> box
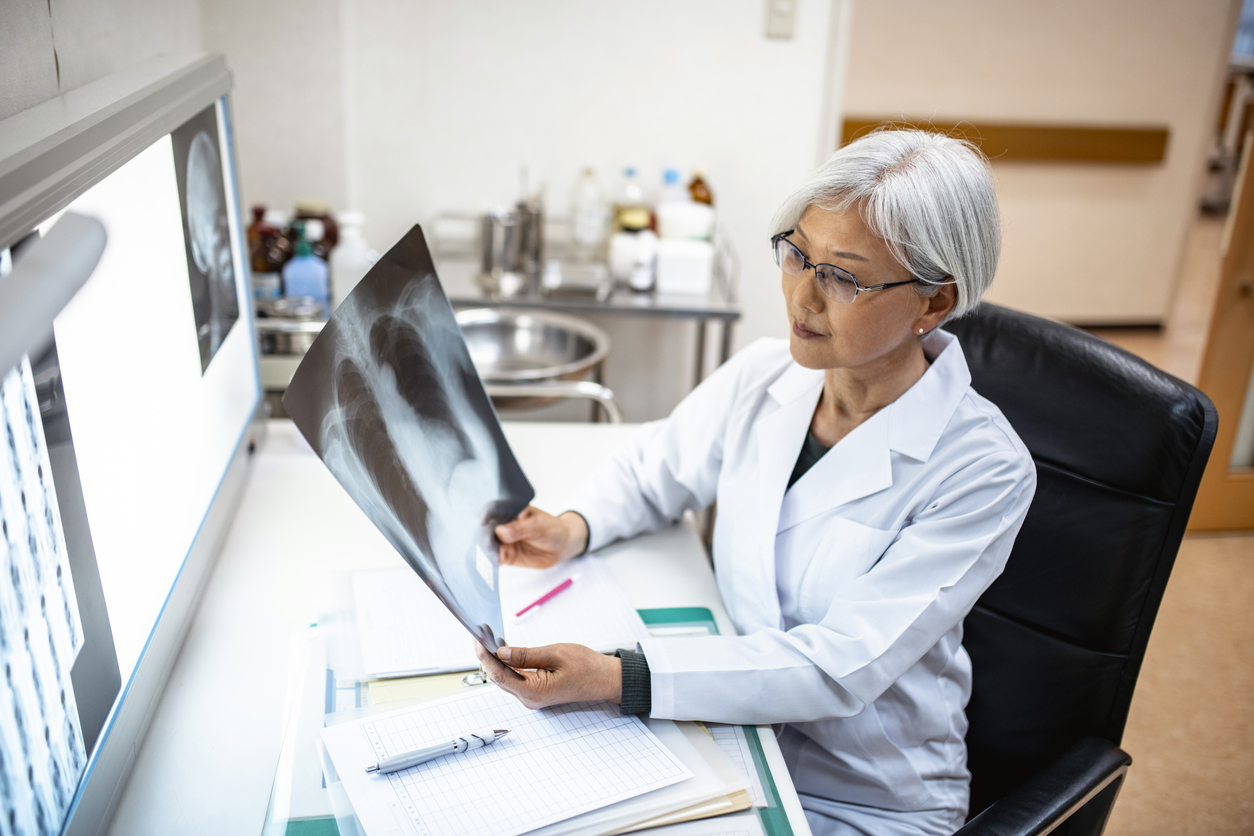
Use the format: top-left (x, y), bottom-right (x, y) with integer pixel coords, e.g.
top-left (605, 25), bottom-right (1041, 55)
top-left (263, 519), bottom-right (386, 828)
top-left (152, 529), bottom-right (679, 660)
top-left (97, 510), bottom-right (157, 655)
top-left (475, 129), bottom-right (1037, 836)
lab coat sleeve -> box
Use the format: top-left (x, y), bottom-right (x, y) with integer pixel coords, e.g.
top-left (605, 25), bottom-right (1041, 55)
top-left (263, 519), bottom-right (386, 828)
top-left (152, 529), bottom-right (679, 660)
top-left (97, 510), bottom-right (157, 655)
top-left (639, 448), bottom-right (1037, 725)
top-left (569, 341), bottom-right (773, 551)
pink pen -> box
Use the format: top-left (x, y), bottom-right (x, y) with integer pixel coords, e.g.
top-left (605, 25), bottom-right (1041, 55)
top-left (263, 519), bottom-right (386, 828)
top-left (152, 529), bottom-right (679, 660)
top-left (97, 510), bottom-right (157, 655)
top-left (514, 577), bottom-right (574, 619)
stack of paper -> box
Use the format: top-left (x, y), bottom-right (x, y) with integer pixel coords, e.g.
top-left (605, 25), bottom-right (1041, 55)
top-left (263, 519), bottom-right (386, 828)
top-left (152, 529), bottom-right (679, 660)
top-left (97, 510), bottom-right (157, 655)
top-left (321, 685), bottom-right (750, 836)
top-left (352, 557), bottom-right (652, 679)
top-left (353, 570), bottom-right (478, 677)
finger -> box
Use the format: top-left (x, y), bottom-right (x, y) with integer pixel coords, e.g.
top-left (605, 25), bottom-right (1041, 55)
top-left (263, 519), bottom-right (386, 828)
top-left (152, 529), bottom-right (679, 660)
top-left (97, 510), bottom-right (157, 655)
top-left (497, 543), bottom-right (520, 565)
top-left (497, 644), bottom-right (562, 670)
top-left (495, 506), bottom-right (541, 543)
top-left (476, 643), bottom-right (524, 683)
top-left (510, 508), bottom-right (556, 542)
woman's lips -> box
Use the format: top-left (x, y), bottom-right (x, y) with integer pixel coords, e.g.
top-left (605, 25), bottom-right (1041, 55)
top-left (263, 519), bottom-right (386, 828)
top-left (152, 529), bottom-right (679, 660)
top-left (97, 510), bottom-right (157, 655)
top-left (792, 319), bottom-right (825, 340)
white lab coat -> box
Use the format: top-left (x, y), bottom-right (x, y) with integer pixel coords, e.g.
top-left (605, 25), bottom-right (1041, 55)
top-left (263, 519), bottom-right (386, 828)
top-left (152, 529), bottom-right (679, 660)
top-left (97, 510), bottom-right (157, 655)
top-left (570, 329), bottom-right (1036, 835)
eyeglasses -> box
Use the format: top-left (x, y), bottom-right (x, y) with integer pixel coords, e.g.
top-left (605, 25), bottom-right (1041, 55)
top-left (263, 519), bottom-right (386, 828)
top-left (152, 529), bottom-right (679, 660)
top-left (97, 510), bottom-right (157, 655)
top-left (771, 231), bottom-right (952, 305)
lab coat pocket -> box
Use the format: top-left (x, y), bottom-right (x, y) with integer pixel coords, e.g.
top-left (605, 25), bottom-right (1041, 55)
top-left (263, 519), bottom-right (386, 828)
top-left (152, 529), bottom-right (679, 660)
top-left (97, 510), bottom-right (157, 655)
top-left (797, 516), bottom-right (898, 624)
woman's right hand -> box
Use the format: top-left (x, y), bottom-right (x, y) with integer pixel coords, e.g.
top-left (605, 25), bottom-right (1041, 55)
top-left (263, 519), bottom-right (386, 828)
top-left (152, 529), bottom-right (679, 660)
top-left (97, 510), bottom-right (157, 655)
top-left (494, 506), bottom-right (589, 569)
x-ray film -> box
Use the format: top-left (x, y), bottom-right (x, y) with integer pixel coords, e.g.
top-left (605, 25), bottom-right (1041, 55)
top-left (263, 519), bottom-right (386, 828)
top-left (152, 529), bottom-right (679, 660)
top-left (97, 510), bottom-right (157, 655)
top-left (0, 357), bottom-right (87, 835)
top-left (173, 102), bottom-right (241, 374)
top-left (284, 226), bottom-right (533, 652)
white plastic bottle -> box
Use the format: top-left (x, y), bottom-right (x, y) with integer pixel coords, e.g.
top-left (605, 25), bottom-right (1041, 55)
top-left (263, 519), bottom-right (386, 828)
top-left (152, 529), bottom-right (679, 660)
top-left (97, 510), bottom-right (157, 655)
top-left (330, 211), bottom-right (378, 311)
top-left (570, 168), bottom-right (609, 259)
top-left (658, 168), bottom-right (688, 205)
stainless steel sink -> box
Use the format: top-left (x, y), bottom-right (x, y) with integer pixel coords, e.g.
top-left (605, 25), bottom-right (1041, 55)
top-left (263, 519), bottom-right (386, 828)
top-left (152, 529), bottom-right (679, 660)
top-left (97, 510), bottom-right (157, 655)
top-left (456, 308), bottom-right (622, 420)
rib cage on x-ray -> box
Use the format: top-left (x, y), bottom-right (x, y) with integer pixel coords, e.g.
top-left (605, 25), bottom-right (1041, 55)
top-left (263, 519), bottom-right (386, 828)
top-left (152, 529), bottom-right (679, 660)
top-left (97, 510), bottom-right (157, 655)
top-left (0, 358), bottom-right (86, 836)
top-left (284, 226), bottom-right (533, 654)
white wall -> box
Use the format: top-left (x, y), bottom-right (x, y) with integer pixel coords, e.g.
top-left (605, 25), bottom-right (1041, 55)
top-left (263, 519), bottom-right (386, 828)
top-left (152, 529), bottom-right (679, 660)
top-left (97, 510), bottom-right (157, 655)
top-left (0, 0), bottom-right (203, 121)
top-left (203, 0), bottom-right (845, 420)
top-left (842, 0), bottom-right (1239, 325)
top-left (341, 0), bottom-right (841, 419)
top-left (200, 0), bottom-right (348, 215)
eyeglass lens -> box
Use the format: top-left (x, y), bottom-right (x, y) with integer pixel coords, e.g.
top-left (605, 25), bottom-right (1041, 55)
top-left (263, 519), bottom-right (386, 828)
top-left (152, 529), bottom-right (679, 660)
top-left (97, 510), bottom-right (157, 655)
top-left (773, 236), bottom-right (859, 304)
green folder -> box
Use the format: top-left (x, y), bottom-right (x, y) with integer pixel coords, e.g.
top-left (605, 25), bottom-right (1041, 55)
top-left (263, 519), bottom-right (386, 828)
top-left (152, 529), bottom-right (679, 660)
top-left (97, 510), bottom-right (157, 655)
top-left (637, 608), bottom-right (794, 836)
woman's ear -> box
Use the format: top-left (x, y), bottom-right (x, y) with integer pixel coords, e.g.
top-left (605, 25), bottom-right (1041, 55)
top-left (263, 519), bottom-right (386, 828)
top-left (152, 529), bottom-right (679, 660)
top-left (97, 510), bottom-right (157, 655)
top-left (915, 283), bottom-right (957, 334)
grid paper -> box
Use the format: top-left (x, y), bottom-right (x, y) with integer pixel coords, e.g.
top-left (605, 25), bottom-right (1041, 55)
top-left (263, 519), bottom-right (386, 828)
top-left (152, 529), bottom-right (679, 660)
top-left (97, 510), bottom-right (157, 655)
top-left (327, 686), bottom-right (692, 836)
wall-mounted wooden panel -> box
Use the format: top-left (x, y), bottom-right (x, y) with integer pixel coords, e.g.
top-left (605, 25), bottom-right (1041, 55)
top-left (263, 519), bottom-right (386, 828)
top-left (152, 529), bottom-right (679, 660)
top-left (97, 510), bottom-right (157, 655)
top-left (841, 119), bottom-right (1171, 163)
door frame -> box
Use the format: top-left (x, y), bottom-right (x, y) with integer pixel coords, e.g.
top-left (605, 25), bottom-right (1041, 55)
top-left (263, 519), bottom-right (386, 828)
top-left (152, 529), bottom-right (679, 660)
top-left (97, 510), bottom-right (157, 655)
top-left (1191, 131), bottom-right (1254, 530)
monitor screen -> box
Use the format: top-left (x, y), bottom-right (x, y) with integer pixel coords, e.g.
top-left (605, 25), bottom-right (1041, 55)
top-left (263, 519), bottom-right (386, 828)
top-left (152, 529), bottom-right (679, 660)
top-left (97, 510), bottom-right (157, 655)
top-left (0, 94), bottom-right (258, 835)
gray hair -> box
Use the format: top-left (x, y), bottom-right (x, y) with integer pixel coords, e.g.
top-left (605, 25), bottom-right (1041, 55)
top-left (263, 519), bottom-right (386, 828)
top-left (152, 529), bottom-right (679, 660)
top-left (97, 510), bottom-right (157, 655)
top-left (772, 128), bottom-right (1000, 321)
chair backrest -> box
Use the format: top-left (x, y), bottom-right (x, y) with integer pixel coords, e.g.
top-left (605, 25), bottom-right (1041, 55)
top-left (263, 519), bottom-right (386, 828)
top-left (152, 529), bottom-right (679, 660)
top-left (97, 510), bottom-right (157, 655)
top-left (946, 304), bottom-right (1217, 816)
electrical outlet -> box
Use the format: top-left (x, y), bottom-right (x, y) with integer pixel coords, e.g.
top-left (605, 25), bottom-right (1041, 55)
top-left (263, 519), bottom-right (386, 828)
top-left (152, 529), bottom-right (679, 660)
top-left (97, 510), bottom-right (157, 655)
top-left (764, 0), bottom-right (797, 39)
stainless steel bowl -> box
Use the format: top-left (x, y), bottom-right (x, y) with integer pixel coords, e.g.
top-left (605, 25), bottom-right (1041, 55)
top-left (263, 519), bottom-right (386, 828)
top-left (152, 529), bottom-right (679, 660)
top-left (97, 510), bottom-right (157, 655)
top-left (255, 296), bottom-right (325, 355)
top-left (456, 308), bottom-right (611, 411)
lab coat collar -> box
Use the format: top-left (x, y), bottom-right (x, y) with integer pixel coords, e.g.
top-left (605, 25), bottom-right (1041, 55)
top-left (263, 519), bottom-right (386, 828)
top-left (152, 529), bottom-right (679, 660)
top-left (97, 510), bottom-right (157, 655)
top-left (765, 360), bottom-right (825, 408)
top-left (764, 327), bottom-right (971, 462)
top-left (886, 328), bottom-right (971, 463)
top-left (773, 328), bottom-right (970, 533)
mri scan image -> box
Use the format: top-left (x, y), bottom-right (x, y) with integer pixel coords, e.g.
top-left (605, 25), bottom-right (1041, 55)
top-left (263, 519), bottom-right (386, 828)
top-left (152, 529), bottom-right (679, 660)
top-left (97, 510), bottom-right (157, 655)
top-left (283, 226), bottom-right (533, 652)
top-left (172, 103), bottom-right (240, 373)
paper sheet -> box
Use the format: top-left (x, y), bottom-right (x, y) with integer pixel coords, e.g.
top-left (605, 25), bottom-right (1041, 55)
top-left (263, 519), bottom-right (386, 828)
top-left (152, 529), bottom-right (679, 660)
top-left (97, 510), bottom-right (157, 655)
top-left (354, 556), bottom-right (651, 678)
top-left (353, 570), bottom-right (478, 677)
top-left (528, 719), bottom-right (745, 836)
top-left (321, 686), bottom-right (693, 836)
top-left (366, 673), bottom-right (467, 705)
top-left (501, 556), bottom-right (651, 653)
top-left (705, 724), bottom-right (768, 808)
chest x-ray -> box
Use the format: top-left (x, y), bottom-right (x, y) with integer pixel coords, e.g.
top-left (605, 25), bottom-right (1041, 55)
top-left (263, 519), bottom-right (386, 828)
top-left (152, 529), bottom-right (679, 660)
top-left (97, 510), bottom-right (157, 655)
top-left (284, 226), bottom-right (532, 652)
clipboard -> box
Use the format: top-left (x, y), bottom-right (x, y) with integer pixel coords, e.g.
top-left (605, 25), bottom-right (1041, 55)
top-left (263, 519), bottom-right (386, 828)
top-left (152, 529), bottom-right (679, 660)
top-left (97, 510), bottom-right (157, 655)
top-left (637, 608), bottom-right (795, 836)
top-left (267, 612), bottom-right (798, 836)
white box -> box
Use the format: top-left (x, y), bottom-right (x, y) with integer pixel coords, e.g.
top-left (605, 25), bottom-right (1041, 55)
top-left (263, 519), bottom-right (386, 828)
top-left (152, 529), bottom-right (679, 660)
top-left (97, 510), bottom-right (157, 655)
top-left (655, 239), bottom-right (714, 296)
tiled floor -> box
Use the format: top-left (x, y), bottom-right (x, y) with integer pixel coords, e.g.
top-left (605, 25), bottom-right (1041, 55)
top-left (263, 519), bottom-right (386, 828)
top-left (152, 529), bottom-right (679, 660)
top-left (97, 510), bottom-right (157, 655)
top-left (1083, 215), bottom-right (1254, 835)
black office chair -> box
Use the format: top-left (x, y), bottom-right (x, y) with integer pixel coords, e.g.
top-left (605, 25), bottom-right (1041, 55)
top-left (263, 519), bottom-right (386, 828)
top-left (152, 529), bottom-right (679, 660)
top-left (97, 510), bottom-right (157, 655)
top-left (944, 304), bottom-right (1217, 836)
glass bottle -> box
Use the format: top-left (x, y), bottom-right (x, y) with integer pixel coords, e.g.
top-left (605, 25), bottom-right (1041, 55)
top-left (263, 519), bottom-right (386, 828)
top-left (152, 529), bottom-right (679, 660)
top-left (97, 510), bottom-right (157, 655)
top-left (613, 167), bottom-right (651, 232)
top-left (688, 170), bottom-right (713, 206)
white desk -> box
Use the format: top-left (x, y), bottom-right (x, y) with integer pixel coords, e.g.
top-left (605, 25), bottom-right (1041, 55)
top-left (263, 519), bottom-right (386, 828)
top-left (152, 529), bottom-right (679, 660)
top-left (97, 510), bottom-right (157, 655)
top-left (106, 420), bottom-right (809, 836)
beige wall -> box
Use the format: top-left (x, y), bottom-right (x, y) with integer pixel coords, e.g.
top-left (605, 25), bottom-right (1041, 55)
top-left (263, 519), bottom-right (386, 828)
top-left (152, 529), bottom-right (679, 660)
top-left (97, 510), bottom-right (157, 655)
top-left (0, 0), bottom-right (202, 121)
top-left (843, 0), bottom-right (1239, 325)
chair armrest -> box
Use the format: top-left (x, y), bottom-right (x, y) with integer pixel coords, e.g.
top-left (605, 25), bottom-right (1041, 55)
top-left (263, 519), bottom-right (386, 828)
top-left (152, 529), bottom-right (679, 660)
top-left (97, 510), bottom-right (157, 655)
top-left (956, 737), bottom-right (1132, 836)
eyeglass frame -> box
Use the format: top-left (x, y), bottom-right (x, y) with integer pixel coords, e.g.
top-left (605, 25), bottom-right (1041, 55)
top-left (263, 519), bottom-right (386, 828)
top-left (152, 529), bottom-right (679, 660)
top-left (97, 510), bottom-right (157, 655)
top-left (771, 230), bottom-right (954, 304)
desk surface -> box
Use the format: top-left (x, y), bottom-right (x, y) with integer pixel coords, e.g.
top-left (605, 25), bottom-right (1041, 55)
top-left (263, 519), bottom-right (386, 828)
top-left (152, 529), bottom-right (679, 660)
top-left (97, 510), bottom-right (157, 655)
top-left (105, 420), bottom-right (807, 836)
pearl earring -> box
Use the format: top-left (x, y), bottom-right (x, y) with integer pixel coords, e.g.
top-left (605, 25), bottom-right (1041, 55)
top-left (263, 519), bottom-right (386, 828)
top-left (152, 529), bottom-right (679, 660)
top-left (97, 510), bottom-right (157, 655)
top-left (918, 328), bottom-right (925, 334)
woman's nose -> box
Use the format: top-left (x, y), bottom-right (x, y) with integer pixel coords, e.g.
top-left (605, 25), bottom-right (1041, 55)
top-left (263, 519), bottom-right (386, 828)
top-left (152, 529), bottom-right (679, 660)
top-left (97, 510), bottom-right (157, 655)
top-left (791, 270), bottom-right (826, 313)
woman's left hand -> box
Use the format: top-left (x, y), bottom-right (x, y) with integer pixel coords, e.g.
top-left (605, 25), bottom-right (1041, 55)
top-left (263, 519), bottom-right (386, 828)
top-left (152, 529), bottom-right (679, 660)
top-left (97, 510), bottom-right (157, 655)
top-left (474, 642), bottom-right (621, 709)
